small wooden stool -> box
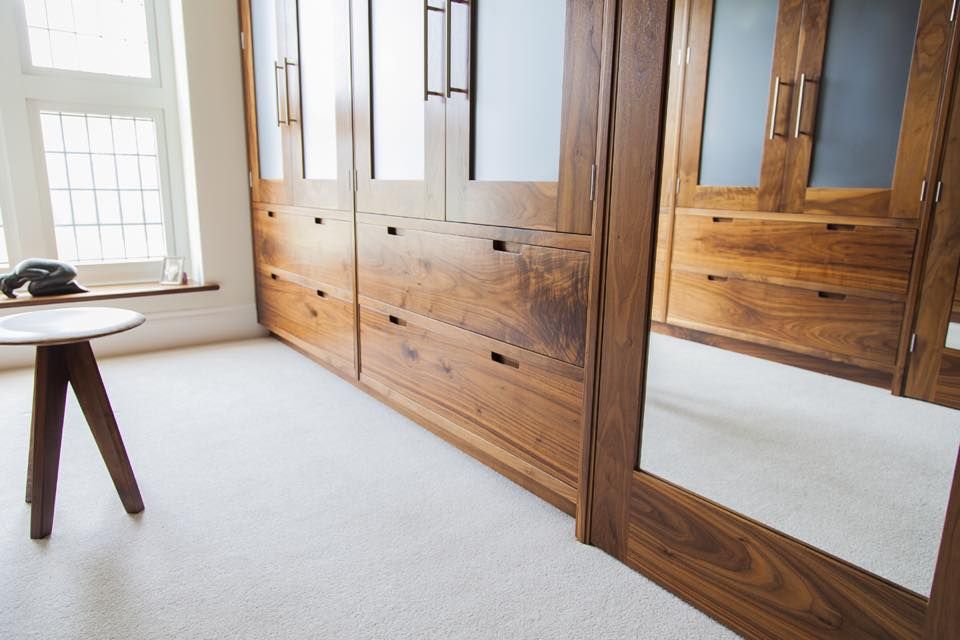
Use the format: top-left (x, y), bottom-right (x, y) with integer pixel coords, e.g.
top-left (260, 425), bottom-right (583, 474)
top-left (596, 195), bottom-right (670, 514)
top-left (0, 307), bottom-right (146, 539)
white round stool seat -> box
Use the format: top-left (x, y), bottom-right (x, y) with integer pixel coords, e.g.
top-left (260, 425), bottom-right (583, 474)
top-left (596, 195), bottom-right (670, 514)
top-left (0, 307), bottom-right (145, 346)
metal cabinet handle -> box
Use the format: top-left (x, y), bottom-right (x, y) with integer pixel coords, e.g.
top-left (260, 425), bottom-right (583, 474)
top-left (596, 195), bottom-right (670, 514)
top-left (274, 61), bottom-right (287, 126)
top-left (283, 57), bottom-right (297, 124)
top-left (424, 3), bottom-right (445, 101)
top-left (794, 73), bottom-right (807, 138)
top-left (445, 0), bottom-right (470, 97)
top-left (768, 76), bottom-right (784, 140)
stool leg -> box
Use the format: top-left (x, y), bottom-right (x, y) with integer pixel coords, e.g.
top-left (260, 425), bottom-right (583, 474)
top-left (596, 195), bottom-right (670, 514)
top-left (64, 341), bottom-right (144, 514)
top-left (29, 346), bottom-right (69, 539)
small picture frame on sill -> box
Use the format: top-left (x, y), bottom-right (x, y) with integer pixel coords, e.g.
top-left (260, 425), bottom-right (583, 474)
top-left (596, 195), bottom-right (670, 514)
top-left (159, 257), bottom-right (185, 285)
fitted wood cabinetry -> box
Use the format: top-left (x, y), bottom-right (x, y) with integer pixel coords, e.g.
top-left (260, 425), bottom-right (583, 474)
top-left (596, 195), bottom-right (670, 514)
top-left (241, 0), bottom-right (605, 513)
top-left (655, 0), bottom-right (956, 383)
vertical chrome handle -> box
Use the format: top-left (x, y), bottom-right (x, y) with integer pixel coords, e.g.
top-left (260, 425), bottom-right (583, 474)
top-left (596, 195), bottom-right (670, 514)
top-left (794, 73), bottom-right (807, 138)
top-left (424, 3), bottom-right (445, 101)
top-left (283, 57), bottom-right (297, 124)
top-left (274, 61), bottom-right (286, 126)
top-left (445, 0), bottom-right (470, 97)
top-left (768, 76), bottom-right (783, 140)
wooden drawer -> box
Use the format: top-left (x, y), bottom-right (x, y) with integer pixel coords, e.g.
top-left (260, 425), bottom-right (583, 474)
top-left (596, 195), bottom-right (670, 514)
top-left (359, 303), bottom-right (583, 487)
top-left (671, 213), bottom-right (916, 297)
top-left (357, 223), bottom-right (589, 365)
top-left (667, 271), bottom-right (904, 368)
top-left (253, 208), bottom-right (354, 293)
top-left (257, 270), bottom-right (355, 373)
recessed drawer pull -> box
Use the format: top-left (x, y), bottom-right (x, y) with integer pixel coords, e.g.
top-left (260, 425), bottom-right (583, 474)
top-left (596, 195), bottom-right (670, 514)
top-left (711, 217), bottom-right (734, 223)
top-left (817, 291), bottom-right (847, 301)
top-left (706, 275), bottom-right (728, 282)
top-left (492, 239), bottom-right (522, 254)
top-left (267, 211), bottom-right (276, 218)
top-left (270, 273), bottom-right (280, 280)
top-left (386, 226), bottom-right (404, 236)
top-left (314, 217), bottom-right (324, 225)
top-left (316, 290), bottom-right (326, 298)
top-left (388, 315), bottom-right (407, 326)
top-left (826, 223), bottom-right (856, 232)
top-left (491, 352), bottom-right (520, 369)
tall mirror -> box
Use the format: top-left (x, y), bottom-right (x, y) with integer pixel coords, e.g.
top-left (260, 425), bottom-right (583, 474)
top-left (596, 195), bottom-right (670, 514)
top-left (640, 0), bottom-right (960, 597)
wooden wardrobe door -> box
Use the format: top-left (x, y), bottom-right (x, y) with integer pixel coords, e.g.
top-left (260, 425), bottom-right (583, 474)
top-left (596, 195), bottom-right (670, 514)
top-left (906, 59), bottom-right (960, 409)
top-left (351, 0), bottom-right (445, 219)
top-left (444, 0), bottom-right (604, 233)
top-left (286, 0), bottom-right (353, 211)
top-left (241, 0), bottom-right (293, 205)
top-left (782, 0), bottom-right (953, 219)
top-left (676, 0), bottom-right (802, 213)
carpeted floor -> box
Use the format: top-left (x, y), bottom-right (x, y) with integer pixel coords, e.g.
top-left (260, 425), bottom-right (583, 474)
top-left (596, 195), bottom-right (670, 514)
top-left (0, 339), bottom-right (737, 640)
top-left (642, 332), bottom-right (960, 596)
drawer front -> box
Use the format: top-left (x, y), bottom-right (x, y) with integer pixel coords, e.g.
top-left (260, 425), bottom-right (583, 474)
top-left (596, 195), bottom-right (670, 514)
top-left (359, 305), bottom-right (582, 486)
top-left (257, 271), bottom-right (355, 372)
top-left (672, 214), bottom-right (916, 297)
top-left (667, 272), bottom-right (904, 367)
top-left (253, 208), bottom-right (354, 293)
top-left (357, 223), bottom-right (589, 365)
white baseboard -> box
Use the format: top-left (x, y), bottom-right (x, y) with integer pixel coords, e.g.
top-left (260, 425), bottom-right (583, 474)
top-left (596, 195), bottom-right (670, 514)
top-left (0, 303), bottom-right (266, 371)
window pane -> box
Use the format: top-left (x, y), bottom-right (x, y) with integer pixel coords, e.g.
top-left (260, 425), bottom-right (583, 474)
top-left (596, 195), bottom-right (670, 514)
top-left (38, 110), bottom-right (169, 263)
top-left (22, 0), bottom-right (152, 78)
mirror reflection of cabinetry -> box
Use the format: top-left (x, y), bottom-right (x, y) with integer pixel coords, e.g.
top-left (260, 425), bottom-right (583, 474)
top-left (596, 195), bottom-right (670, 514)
top-left (641, 0), bottom-right (960, 600)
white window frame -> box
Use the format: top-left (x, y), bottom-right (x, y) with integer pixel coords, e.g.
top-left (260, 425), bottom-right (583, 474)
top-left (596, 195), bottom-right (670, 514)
top-left (0, 0), bottom-right (190, 285)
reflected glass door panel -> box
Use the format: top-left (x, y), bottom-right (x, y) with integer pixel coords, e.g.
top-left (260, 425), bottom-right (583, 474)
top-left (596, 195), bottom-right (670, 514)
top-left (472, 0), bottom-right (565, 182)
top-left (807, 0), bottom-right (921, 188)
top-left (947, 266), bottom-right (960, 351)
top-left (252, 0), bottom-right (284, 181)
top-left (370, 0), bottom-right (424, 181)
top-left (298, 0), bottom-right (339, 181)
top-left (698, 0), bottom-right (778, 187)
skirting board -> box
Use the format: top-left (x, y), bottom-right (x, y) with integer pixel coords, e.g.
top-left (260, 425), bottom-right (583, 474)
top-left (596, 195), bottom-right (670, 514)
top-left (0, 303), bottom-right (265, 370)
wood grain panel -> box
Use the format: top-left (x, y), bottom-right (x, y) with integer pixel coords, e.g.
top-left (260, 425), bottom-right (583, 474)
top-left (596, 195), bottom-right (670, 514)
top-left (359, 304), bottom-right (583, 487)
top-left (357, 223), bottom-right (589, 365)
top-left (651, 209), bottom-right (673, 323)
top-left (252, 208), bottom-right (354, 294)
top-left (671, 214), bottom-right (916, 298)
top-left (934, 351), bottom-right (960, 410)
top-left (924, 449), bottom-right (960, 639)
top-left (651, 321), bottom-right (894, 390)
top-left (667, 272), bottom-right (903, 368)
top-left (627, 472), bottom-right (927, 640)
top-left (257, 271), bottom-right (355, 374)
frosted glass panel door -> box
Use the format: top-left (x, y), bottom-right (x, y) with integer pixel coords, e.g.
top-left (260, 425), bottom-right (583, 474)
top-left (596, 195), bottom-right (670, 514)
top-left (246, 0), bottom-right (291, 204)
top-left (472, 0), bottom-right (565, 182)
top-left (446, 0), bottom-right (606, 232)
top-left (289, 0), bottom-right (352, 210)
top-left (352, 0), bottom-right (444, 218)
top-left (676, 0), bottom-right (801, 213)
top-left (784, 0), bottom-right (946, 218)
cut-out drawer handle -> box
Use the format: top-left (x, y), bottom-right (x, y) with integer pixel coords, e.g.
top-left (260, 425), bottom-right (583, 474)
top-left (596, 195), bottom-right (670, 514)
top-left (491, 352), bottom-right (520, 369)
top-left (817, 291), bottom-right (846, 301)
top-left (388, 315), bottom-right (407, 326)
top-left (267, 211), bottom-right (276, 218)
top-left (314, 217), bottom-right (324, 225)
top-left (826, 223), bottom-right (856, 232)
top-left (492, 239), bottom-right (522, 254)
top-left (387, 226), bottom-right (404, 236)
top-left (316, 290), bottom-right (326, 298)
top-left (707, 275), bottom-right (728, 282)
top-left (711, 217), bottom-right (734, 223)
top-left (270, 272), bottom-right (280, 280)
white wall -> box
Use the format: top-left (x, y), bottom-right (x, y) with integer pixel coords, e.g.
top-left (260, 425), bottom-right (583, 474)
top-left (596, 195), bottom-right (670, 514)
top-left (0, 0), bottom-right (265, 370)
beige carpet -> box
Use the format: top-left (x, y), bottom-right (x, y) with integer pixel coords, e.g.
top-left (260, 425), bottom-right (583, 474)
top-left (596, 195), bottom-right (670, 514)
top-left (642, 332), bottom-right (960, 596)
top-left (0, 339), bottom-right (736, 640)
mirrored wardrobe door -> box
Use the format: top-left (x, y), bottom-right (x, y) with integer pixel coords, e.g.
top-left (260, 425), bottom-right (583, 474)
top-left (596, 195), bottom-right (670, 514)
top-left (782, 0), bottom-right (952, 218)
top-left (676, 0), bottom-right (802, 213)
top-left (243, 0), bottom-right (292, 204)
top-left (351, 0), bottom-right (445, 219)
top-left (287, 0), bottom-right (353, 211)
top-left (444, 0), bottom-right (604, 233)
